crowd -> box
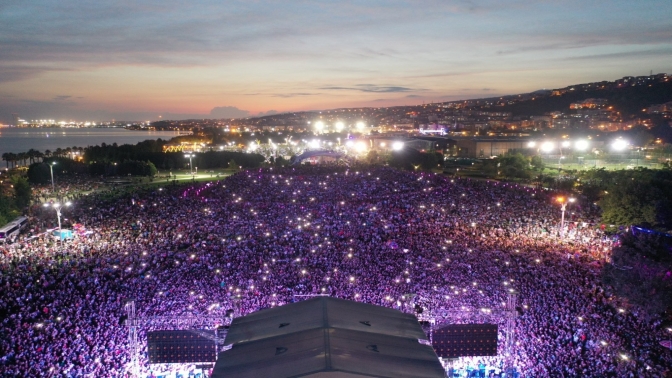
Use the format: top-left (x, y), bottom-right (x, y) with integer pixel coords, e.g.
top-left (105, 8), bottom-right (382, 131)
top-left (0, 165), bottom-right (670, 377)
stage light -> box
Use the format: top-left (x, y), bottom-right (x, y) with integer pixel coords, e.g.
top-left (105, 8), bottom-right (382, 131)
top-left (611, 138), bottom-right (628, 151)
top-left (540, 141), bottom-right (554, 153)
top-left (574, 139), bottom-right (589, 151)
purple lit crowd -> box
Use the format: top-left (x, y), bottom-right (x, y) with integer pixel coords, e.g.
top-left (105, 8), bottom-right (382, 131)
top-left (1, 166), bottom-right (670, 377)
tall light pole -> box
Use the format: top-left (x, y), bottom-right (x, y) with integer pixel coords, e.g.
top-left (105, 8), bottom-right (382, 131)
top-left (185, 153), bottom-right (195, 175)
top-left (44, 201), bottom-right (71, 234)
top-left (557, 197), bottom-right (575, 239)
top-left (49, 161), bottom-right (57, 194)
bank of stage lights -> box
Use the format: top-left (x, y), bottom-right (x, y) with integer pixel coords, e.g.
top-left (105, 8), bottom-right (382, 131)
top-left (312, 121), bottom-right (368, 132)
top-left (527, 138), bottom-right (629, 153)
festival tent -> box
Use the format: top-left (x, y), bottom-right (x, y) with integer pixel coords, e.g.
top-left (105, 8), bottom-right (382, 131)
top-left (212, 297), bottom-right (443, 378)
top-left (52, 229), bottom-right (74, 240)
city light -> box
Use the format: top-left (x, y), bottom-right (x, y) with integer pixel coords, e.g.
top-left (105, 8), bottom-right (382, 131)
top-left (611, 138), bottom-right (629, 151)
top-left (540, 141), bottom-right (554, 153)
top-left (314, 121), bottom-right (325, 131)
top-left (355, 141), bottom-right (367, 153)
top-left (392, 141), bottom-right (404, 151)
top-left (334, 121), bottom-right (344, 131)
top-left (356, 121), bottom-right (366, 131)
top-left (574, 139), bottom-right (590, 151)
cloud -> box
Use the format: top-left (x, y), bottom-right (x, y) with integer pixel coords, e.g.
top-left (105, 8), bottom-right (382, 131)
top-left (209, 106), bottom-right (251, 119)
top-left (0, 65), bottom-right (57, 83)
top-left (271, 93), bottom-right (316, 98)
top-left (53, 95), bottom-right (72, 101)
top-left (258, 110), bottom-right (279, 116)
top-left (563, 48), bottom-right (672, 61)
top-left (321, 84), bottom-right (415, 93)
top-left (406, 95), bottom-right (422, 98)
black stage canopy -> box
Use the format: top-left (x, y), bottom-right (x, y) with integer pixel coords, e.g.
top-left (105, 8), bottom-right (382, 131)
top-left (212, 296), bottom-right (444, 378)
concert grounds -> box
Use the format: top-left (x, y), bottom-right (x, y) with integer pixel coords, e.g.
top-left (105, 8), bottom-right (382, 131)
top-left (1, 165), bottom-right (670, 377)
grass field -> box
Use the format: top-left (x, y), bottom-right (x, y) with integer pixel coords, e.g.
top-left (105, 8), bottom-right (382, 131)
top-left (541, 159), bottom-right (663, 172)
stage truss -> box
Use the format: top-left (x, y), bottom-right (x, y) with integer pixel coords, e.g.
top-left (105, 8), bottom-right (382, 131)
top-left (416, 292), bottom-right (518, 370)
top-left (124, 300), bottom-right (231, 377)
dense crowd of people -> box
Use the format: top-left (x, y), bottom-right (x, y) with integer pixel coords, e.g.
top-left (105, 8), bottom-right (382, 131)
top-left (0, 165), bottom-right (670, 377)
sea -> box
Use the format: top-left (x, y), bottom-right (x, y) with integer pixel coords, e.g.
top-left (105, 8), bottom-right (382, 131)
top-left (0, 127), bottom-right (180, 154)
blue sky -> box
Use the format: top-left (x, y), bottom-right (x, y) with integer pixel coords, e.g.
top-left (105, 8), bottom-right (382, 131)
top-left (1, 0), bottom-right (670, 122)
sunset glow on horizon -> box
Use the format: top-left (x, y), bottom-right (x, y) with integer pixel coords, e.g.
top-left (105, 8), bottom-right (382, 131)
top-left (1, 0), bottom-right (671, 122)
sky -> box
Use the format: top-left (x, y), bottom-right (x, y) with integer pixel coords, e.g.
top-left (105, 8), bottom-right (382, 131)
top-left (1, 0), bottom-right (671, 123)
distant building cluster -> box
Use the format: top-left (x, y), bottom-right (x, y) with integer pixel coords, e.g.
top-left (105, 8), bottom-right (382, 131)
top-left (7, 73), bottom-right (670, 139)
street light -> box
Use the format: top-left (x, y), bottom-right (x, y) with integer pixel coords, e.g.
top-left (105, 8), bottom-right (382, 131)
top-left (49, 161), bottom-right (57, 194)
top-left (44, 201), bottom-right (71, 231)
top-left (184, 153), bottom-right (195, 175)
top-left (557, 197), bottom-right (575, 238)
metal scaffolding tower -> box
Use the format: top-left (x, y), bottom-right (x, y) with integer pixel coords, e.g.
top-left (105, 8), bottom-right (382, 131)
top-left (124, 300), bottom-right (139, 378)
top-left (124, 300), bottom-right (230, 377)
top-left (504, 292), bottom-right (518, 370)
top-left (418, 291), bottom-right (518, 359)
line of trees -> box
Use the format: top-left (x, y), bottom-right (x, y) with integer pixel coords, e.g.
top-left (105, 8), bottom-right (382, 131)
top-left (2, 147), bottom-right (90, 169)
top-left (602, 231), bottom-right (672, 321)
top-left (0, 176), bottom-right (31, 225)
top-left (25, 140), bottom-right (267, 184)
top-left (576, 168), bottom-right (672, 231)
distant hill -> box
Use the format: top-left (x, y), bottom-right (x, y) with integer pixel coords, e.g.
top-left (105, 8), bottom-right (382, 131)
top-left (475, 80), bottom-right (672, 117)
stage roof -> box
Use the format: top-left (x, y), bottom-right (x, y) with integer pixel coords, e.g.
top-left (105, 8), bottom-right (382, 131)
top-left (213, 297), bottom-right (443, 378)
top-left (223, 296), bottom-right (427, 345)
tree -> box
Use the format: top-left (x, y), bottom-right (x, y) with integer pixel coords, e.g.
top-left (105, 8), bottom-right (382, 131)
top-left (3, 153), bottom-right (17, 168)
top-left (146, 161), bottom-right (158, 177)
top-left (228, 159), bottom-right (239, 171)
top-left (12, 176), bottom-right (31, 209)
top-left (602, 232), bottom-right (672, 320)
top-left (16, 152), bottom-right (27, 167)
top-left (495, 152), bottom-right (533, 180)
top-left (0, 191), bottom-right (12, 226)
top-left (389, 148), bottom-right (422, 171)
top-left (365, 150), bottom-right (379, 165)
top-left (598, 169), bottom-right (672, 230)
top-left (274, 156), bottom-right (287, 167)
top-left (420, 152), bottom-right (439, 170)
top-left (530, 155), bottom-right (544, 172)
top-left (26, 149), bottom-right (39, 164)
top-left (27, 162), bottom-right (52, 184)
top-left (117, 160), bottom-right (159, 176)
